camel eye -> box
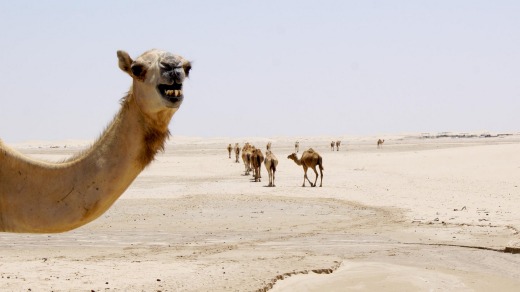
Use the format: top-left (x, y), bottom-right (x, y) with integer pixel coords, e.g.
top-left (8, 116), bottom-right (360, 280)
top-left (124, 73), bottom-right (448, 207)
top-left (130, 63), bottom-right (146, 80)
top-left (131, 64), bottom-right (143, 75)
top-left (184, 64), bottom-right (192, 77)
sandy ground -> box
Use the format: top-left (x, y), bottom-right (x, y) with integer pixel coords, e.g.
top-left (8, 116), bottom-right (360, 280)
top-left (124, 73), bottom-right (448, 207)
top-left (1, 134), bottom-right (520, 291)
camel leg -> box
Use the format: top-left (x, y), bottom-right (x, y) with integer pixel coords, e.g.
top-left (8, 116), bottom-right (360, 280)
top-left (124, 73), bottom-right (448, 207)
top-left (272, 169), bottom-right (276, 187)
top-left (302, 166), bottom-right (308, 187)
top-left (312, 167), bottom-right (318, 187)
top-left (319, 167), bottom-right (323, 187)
top-left (304, 166), bottom-right (314, 187)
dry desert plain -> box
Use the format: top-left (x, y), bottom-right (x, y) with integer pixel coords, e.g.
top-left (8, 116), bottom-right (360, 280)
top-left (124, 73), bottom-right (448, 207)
top-left (1, 134), bottom-right (520, 291)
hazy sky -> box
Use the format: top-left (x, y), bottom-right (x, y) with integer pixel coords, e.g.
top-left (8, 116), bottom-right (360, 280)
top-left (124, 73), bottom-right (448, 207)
top-left (1, 1), bottom-right (519, 143)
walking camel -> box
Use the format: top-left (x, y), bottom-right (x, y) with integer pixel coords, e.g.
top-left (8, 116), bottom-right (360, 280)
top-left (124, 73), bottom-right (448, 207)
top-left (241, 143), bottom-right (253, 175)
top-left (377, 139), bottom-right (385, 149)
top-left (251, 148), bottom-right (264, 182)
top-left (295, 141), bottom-right (300, 153)
top-left (336, 140), bottom-right (341, 151)
top-left (227, 144), bottom-right (232, 158)
top-left (287, 148), bottom-right (324, 187)
top-left (330, 141), bottom-right (335, 151)
top-left (0, 49), bottom-right (191, 233)
top-left (264, 150), bottom-right (278, 187)
top-left (234, 143), bottom-right (240, 163)
top-left (266, 142), bottom-right (272, 151)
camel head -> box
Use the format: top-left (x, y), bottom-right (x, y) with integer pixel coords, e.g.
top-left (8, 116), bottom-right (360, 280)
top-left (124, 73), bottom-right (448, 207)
top-left (117, 49), bottom-right (191, 115)
top-left (287, 153), bottom-right (298, 160)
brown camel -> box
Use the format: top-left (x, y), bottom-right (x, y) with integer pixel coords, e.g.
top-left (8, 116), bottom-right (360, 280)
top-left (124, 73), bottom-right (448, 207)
top-left (251, 148), bottom-right (264, 182)
top-left (266, 142), bottom-right (272, 151)
top-left (377, 139), bottom-right (385, 149)
top-left (295, 141), bottom-right (300, 153)
top-left (0, 49), bottom-right (191, 233)
top-left (227, 144), bottom-right (232, 158)
top-left (234, 143), bottom-right (240, 163)
top-left (330, 141), bottom-right (335, 151)
top-left (287, 148), bottom-right (324, 187)
top-left (241, 143), bottom-right (253, 175)
top-left (336, 140), bottom-right (341, 151)
top-left (264, 150), bottom-right (278, 187)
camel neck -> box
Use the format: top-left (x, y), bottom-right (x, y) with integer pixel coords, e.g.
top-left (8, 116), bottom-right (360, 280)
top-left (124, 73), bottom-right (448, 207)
top-left (291, 156), bottom-right (303, 166)
top-left (0, 93), bottom-right (171, 233)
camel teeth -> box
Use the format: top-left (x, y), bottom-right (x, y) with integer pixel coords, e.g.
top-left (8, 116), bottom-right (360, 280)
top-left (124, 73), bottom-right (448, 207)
top-left (163, 89), bottom-right (182, 97)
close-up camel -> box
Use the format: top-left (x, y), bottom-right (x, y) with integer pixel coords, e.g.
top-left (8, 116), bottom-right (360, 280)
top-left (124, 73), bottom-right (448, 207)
top-left (336, 140), bottom-right (341, 151)
top-left (227, 144), bottom-right (232, 159)
top-left (0, 49), bottom-right (191, 233)
top-left (287, 148), bottom-right (324, 187)
top-left (251, 148), bottom-right (264, 182)
top-left (234, 143), bottom-right (240, 163)
top-left (377, 139), bottom-right (385, 148)
top-left (264, 150), bottom-right (278, 187)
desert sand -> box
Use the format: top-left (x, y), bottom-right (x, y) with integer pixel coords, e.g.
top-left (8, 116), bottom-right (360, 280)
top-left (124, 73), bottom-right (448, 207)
top-left (1, 133), bottom-right (519, 291)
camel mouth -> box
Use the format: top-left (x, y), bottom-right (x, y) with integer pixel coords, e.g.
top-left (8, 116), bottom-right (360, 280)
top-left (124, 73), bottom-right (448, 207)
top-left (157, 83), bottom-right (183, 107)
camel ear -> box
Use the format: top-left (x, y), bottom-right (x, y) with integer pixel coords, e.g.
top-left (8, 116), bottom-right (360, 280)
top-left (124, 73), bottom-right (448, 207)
top-left (183, 61), bottom-right (192, 78)
top-left (117, 50), bottom-right (133, 75)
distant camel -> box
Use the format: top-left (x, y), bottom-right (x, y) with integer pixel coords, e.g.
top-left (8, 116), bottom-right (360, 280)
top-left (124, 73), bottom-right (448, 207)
top-left (287, 148), bottom-right (324, 187)
top-left (295, 141), bottom-right (300, 153)
top-left (266, 142), bottom-right (272, 151)
top-left (241, 143), bottom-right (253, 175)
top-left (336, 141), bottom-right (341, 151)
top-left (227, 144), bottom-right (232, 158)
top-left (377, 139), bottom-right (385, 149)
top-left (330, 141), bottom-right (335, 151)
top-left (234, 143), bottom-right (240, 163)
top-left (264, 150), bottom-right (278, 187)
top-left (251, 148), bottom-right (265, 182)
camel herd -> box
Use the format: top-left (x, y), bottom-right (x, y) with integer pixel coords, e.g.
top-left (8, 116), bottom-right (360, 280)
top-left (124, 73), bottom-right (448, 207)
top-left (227, 139), bottom-right (386, 187)
top-left (228, 142), bottom-right (324, 188)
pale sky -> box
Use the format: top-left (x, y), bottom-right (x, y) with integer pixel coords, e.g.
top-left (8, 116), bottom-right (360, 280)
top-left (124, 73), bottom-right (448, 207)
top-left (0, 1), bottom-right (519, 143)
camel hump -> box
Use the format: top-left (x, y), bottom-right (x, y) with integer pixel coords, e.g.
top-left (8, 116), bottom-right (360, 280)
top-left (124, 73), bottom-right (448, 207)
top-left (307, 148), bottom-right (315, 153)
